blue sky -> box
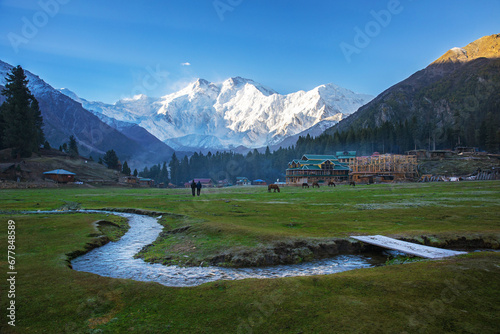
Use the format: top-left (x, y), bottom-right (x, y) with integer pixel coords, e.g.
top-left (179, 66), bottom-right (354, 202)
top-left (1, 0), bottom-right (499, 103)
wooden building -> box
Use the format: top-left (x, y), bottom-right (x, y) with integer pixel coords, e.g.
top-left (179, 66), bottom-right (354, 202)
top-left (350, 154), bottom-right (418, 183)
top-left (336, 151), bottom-right (357, 165)
top-left (236, 176), bottom-right (251, 186)
top-left (43, 169), bottom-right (76, 183)
top-left (286, 154), bottom-right (350, 185)
top-left (252, 179), bottom-right (267, 185)
top-left (139, 178), bottom-right (155, 187)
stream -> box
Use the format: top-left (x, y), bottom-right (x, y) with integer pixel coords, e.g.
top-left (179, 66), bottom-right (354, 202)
top-left (70, 211), bottom-right (386, 287)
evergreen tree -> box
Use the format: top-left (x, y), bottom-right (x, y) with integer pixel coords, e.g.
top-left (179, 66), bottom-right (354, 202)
top-left (68, 135), bottom-right (79, 158)
top-left (103, 149), bottom-right (119, 169)
top-left (168, 152), bottom-right (180, 185)
top-left (0, 65), bottom-right (45, 157)
top-left (43, 141), bottom-right (51, 150)
top-left (122, 161), bottom-right (131, 175)
top-left (133, 169), bottom-right (138, 177)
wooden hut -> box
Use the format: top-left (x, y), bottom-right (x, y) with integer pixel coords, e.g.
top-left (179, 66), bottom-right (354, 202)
top-left (43, 169), bottom-right (76, 183)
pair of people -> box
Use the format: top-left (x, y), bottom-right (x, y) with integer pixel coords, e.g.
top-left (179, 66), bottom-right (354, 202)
top-left (190, 180), bottom-right (202, 196)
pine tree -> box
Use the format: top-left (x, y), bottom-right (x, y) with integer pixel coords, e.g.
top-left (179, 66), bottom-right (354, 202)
top-left (0, 65), bottom-right (45, 157)
top-left (122, 161), bottom-right (131, 175)
top-left (103, 149), bottom-right (119, 169)
top-left (68, 135), bottom-right (79, 158)
top-left (168, 152), bottom-right (180, 185)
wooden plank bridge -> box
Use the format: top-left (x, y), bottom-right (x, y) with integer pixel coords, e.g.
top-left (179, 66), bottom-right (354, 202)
top-left (351, 235), bottom-right (467, 259)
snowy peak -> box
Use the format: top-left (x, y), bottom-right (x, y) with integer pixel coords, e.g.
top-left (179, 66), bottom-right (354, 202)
top-left (59, 88), bottom-right (84, 103)
top-left (223, 76), bottom-right (277, 96)
top-left (77, 76), bottom-right (373, 149)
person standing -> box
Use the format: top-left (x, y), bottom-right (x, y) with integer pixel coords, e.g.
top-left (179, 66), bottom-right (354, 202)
top-left (196, 180), bottom-right (202, 196)
top-left (191, 180), bottom-right (196, 196)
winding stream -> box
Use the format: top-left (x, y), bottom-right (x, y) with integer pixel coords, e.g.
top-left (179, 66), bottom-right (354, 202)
top-left (70, 211), bottom-right (385, 287)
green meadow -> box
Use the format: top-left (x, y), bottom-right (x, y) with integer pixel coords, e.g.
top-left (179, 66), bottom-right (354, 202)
top-left (1, 181), bottom-right (499, 333)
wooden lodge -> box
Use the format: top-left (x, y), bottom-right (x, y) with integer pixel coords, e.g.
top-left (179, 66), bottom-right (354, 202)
top-left (236, 176), bottom-right (251, 186)
top-left (252, 179), bottom-right (267, 185)
top-left (43, 169), bottom-right (76, 183)
top-left (286, 154), bottom-right (351, 185)
top-left (139, 178), bottom-right (155, 187)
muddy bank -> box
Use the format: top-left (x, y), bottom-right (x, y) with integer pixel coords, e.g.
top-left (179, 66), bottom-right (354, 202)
top-left (136, 228), bottom-right (384, 268)
top-left (206, 239), bottom-right (381, 267)
top-left (207, 235), bottom-right (499, 268)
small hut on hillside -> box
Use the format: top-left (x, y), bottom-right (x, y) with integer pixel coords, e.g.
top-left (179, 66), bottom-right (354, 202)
top-left (43, 169), bottom-right (76, 183)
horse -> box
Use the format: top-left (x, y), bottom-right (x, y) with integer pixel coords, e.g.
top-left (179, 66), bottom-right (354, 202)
top-left (268, 184), bottom-right (280, 192)
top-left (312, 182), bottom-right (320, 188)
top-left (349, 181), bottom-right (356, 187)
top-left (302, 183), bottom-right (309, 188)
top-left (328, 181), bottom-right (336, 187)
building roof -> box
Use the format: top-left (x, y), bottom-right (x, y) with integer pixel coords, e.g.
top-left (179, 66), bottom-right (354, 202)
top-left (43, 169), bottom-right (75, 175)
top-left (301, 154), bottom-right (337, 161)
top-left (236, 176), bottom-right (249, 180)
top-left (287, 164), bottom-right (350, 171)
top-left (336, 151), bottom-right (356, 156)
top-left (336, 151), bottom-right (357, 159)
top-left (253, 179), bottom-right (266, 182)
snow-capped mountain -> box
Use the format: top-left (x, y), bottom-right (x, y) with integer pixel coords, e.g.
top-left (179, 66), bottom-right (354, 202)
top-left (61, 77), bottom-right (373, 150)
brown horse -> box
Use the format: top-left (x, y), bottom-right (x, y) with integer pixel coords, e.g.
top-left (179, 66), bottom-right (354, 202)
top-left (268, 184), bottom-right (280, 192)
top-left (328, 181), bottom-right (336, 187)
top-left (349, 181), bottom-right (356, 187)
top-left (302, 183), bottom-right (309, 188)
top-left (312, 182), bottom-right (320, 188)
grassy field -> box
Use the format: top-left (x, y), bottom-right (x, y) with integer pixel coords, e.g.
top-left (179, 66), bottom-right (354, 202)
top-left (0, 181), bottom-right (499, 333)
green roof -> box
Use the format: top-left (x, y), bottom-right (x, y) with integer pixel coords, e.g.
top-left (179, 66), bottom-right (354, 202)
top-left (336, 151), bottom-right (357, 159)
top-left (301, 154), bottom-right (338, 161)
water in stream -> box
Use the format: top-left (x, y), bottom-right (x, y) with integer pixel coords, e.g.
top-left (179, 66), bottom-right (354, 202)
top-left (71, 211), bottom-right (386, 287)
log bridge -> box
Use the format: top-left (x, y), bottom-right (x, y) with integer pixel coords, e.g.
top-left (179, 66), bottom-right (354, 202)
top-left (351, 235), bottom-right (467, 259)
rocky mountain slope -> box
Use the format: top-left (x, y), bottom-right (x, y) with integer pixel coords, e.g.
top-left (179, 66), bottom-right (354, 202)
top-left (326, 34), bottom-right (500, 151)
top-left (0, 60), bottom-right (175, 167)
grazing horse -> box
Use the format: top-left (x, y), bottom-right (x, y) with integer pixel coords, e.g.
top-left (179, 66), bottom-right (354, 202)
top-left (302, 183), bottom-right (309, 188)
top-left (312, 182), bottom-right (320, 188)
top-left (328, 181), bottom-right (336, 187)
top-left (349, 181), bottom-right (356, 187)
top-left (268, 184), bottom-right (280, 192)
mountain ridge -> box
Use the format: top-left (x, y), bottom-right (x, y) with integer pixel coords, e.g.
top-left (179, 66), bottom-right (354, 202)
top-left (61, 77), bottom-right (373, 150)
